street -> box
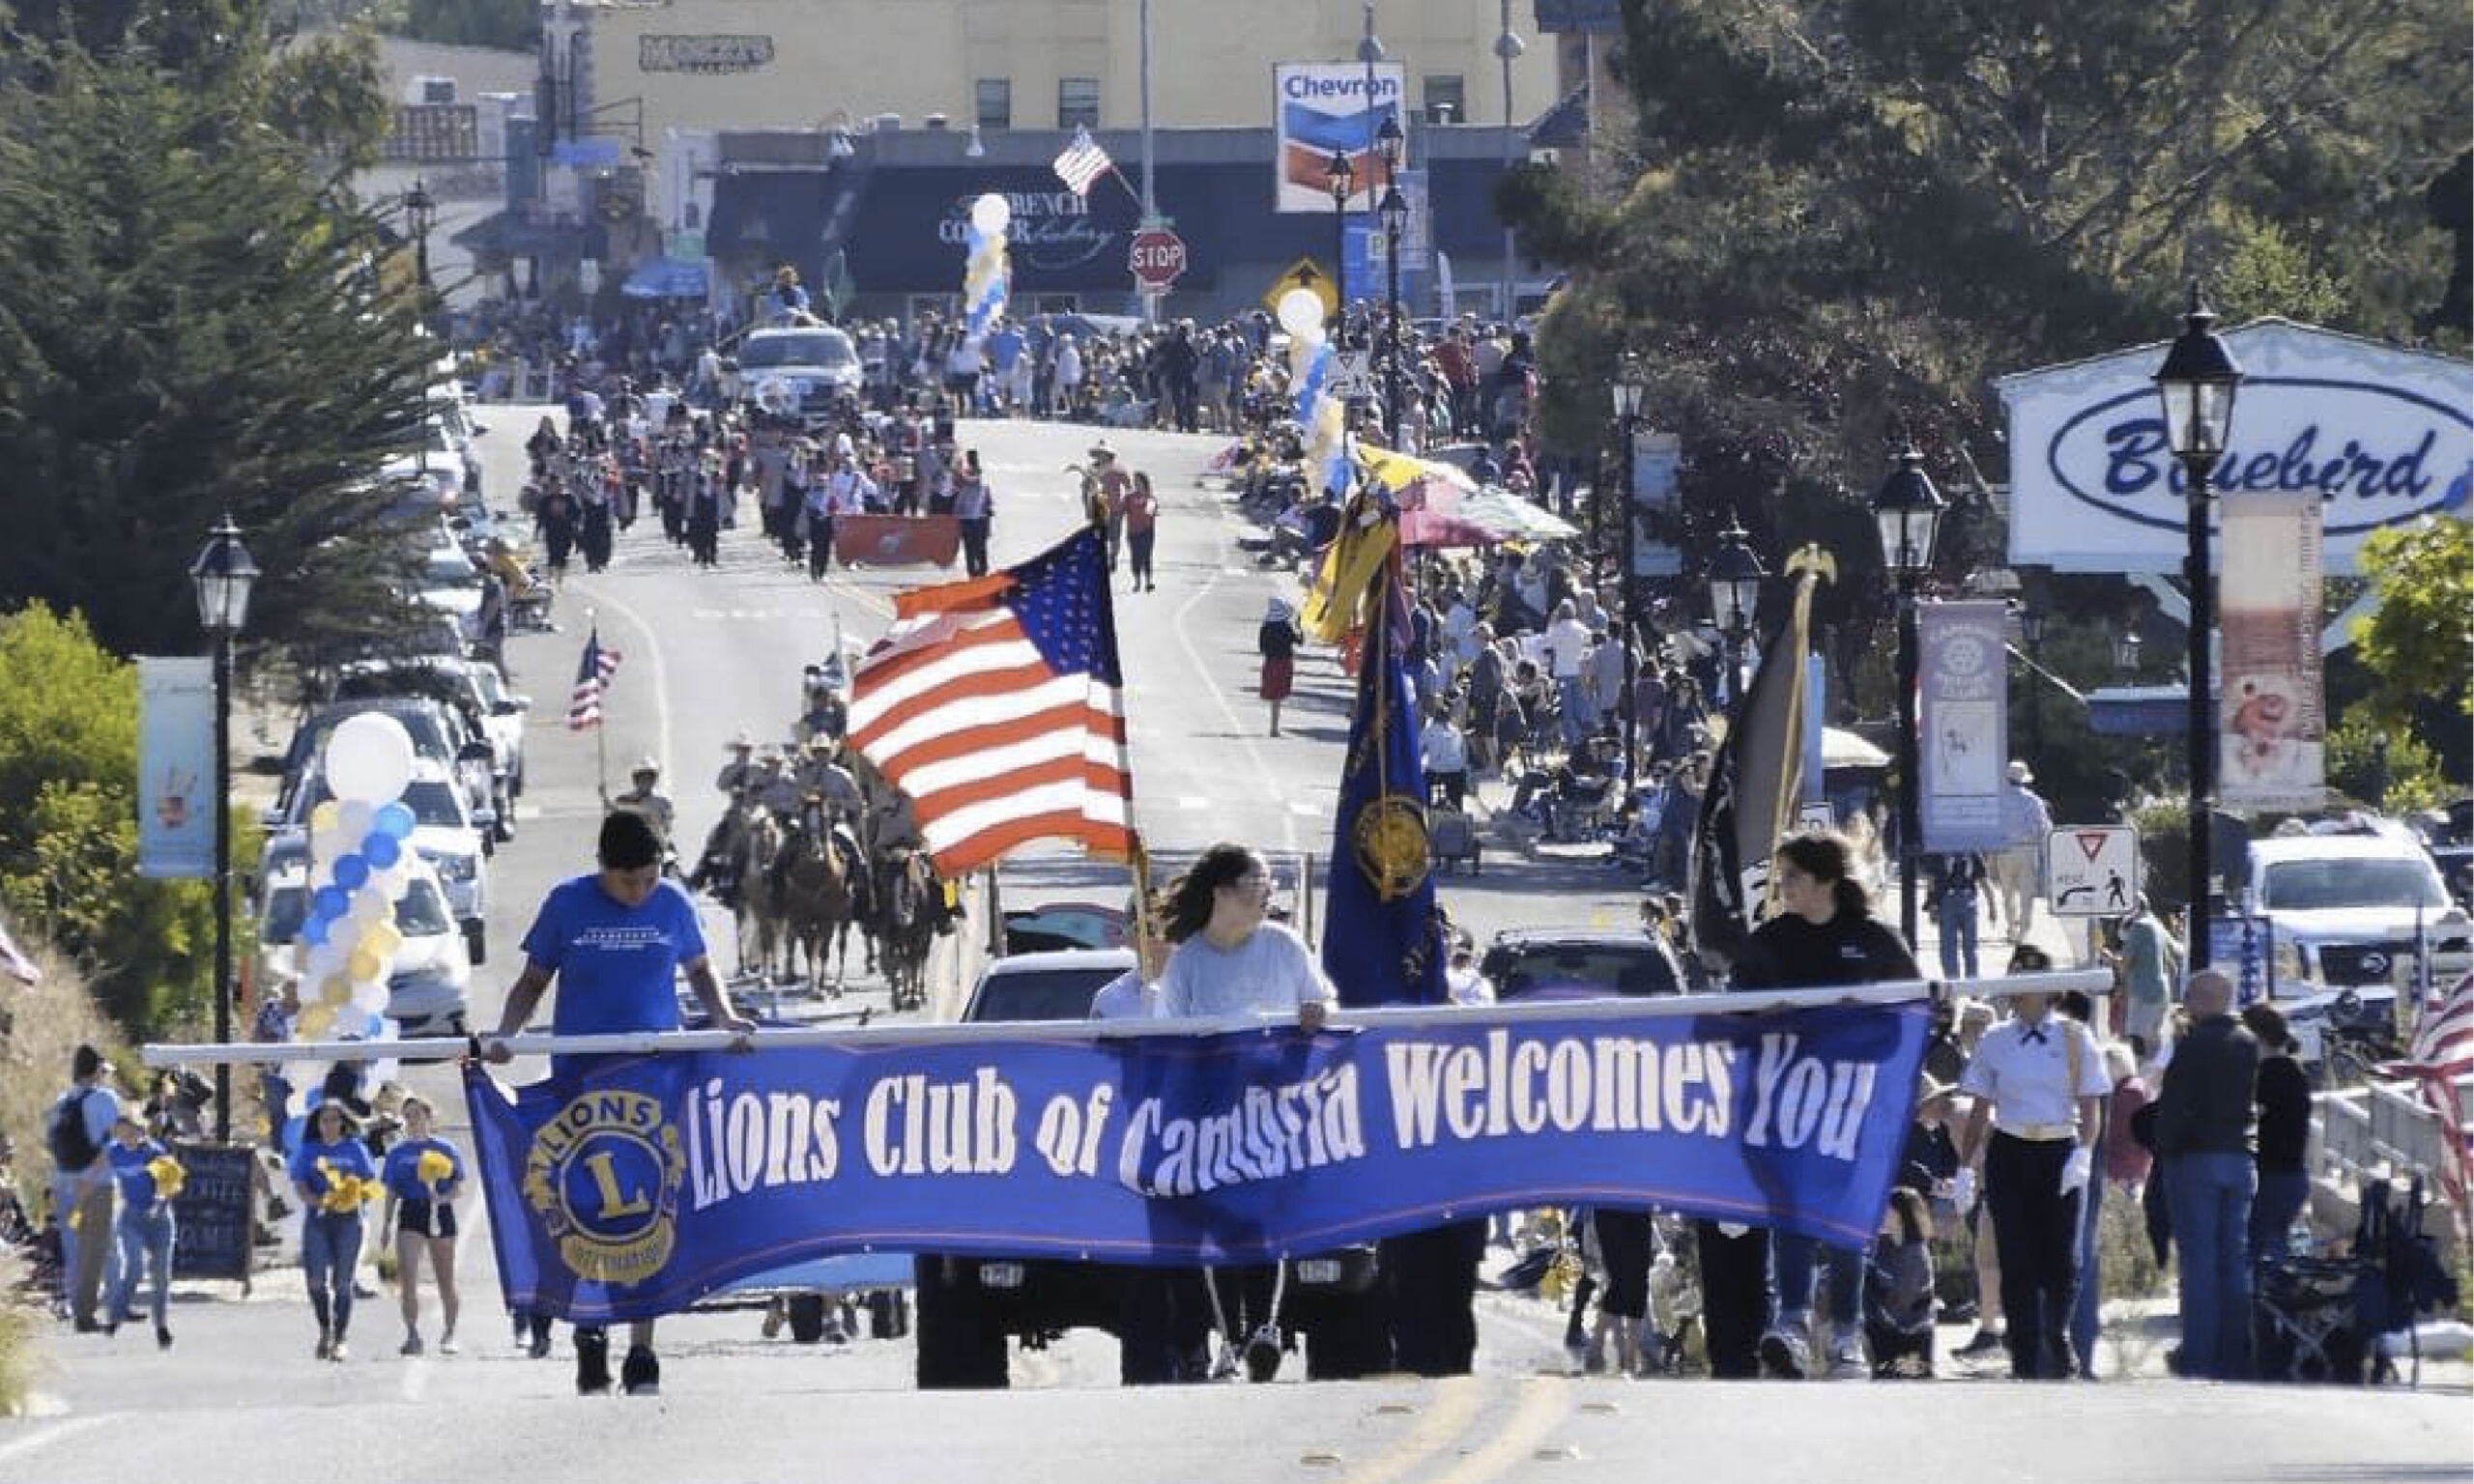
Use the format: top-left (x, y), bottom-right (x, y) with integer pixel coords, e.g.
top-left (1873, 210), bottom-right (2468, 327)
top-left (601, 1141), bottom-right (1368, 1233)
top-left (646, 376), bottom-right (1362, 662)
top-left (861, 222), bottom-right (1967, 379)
top-left (6, 408), bottom-right (2467, 1484)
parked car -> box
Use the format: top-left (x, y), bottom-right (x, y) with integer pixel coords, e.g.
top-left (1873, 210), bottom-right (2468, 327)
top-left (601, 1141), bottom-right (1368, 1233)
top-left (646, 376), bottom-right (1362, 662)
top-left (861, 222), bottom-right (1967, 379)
top-left (267, 756), bottom-right (493, 965)
top-left (1480, 928), bottom-right (1689, 1003)
top-left (915, 949), bottom-right (1384, 1388)
top-left (279, 697), bottom-right (498, 840)
top-left (253, 839), bottom-right (472, 1036)
top-left (335, 657), bottom-right (526, 820)
top-left (2243, 818), bottom-right (2473, 993)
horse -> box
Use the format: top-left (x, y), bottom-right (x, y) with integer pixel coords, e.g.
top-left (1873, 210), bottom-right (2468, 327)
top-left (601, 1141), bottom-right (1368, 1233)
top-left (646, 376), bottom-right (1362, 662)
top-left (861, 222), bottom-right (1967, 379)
top-left (777, 802), bottom-right (860, 993)
top-left (695, 799), bottom-right (790, 982)
top-left (871, 845), bottom-right (940, 1013)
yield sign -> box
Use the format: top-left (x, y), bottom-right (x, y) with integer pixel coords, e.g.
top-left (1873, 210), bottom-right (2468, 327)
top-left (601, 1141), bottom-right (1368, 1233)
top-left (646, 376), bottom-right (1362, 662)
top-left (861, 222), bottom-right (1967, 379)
top-left (2044, 825), bottom-right (2140, 917)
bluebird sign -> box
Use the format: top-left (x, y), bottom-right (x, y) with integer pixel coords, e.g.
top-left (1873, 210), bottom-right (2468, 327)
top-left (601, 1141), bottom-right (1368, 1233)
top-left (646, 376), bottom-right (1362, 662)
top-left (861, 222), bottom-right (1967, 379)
top-left (1999, 319), bottom-right (2471, 574)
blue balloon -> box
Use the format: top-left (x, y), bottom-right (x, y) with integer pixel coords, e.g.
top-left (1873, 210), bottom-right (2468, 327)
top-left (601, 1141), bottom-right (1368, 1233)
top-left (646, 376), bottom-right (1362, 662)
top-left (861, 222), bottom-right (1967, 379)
top-left (364, 832), bottom-right (402, 869)
top-left (313, 885), bottom-right (351, 921)
top-left (302, 913), bottom-right (331, 947)
top-left (374, 803), bottom-right (417, 840)
top-left (332, 854), bottom-right (369, 891)
top-left (279, 1114), bottom-right (305, 1156)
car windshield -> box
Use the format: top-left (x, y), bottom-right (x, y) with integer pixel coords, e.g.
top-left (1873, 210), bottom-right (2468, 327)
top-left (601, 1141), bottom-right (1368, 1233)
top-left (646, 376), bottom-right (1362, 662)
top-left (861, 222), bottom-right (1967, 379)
top-left (740, 331), bottom-right (855, 369)
top-left (469, 666), bottom-right (506, 707)
top-left (1482, 945), bottom-right (1682, 1001)
top-left (302, 777), bottom-right (465, 829)
top-left (298, 708), bottom-right (450, 771)
top-left (264, 885), bottom-right (306, 945)
top-left (395, 878), bottom-right (453, 936)
top-left (2263, 858), bottom-right (2446, 912)
top-left (967, 967), bottom-right (1123, 1023)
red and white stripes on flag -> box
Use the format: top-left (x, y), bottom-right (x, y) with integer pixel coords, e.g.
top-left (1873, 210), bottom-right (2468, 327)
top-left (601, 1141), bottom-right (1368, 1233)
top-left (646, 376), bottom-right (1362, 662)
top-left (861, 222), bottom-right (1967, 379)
top-left (1051, 128), bottom-right (1113, 197)
top-left (567, 629), bottom-right (622, 731)
top-left (2384, 973), bottom-right (2474, 1209)
top-left (849, 528), bottom-right (1133, 877)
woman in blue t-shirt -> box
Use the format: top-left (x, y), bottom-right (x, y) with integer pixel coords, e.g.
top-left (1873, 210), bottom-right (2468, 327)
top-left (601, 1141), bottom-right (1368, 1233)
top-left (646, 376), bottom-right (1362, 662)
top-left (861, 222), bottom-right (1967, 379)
top-left (103, 1115), bottom-right (179, 1347)
top-left (288, 1099), bottom-right (378, 1361)
top-left (379, 1096), bottom-right (465, 1356)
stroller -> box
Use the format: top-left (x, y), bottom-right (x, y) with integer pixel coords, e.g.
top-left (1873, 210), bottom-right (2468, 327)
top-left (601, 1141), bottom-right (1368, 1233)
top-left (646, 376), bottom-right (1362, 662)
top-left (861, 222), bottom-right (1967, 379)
top-left (2252, 1174), bottom-right (2460, 1384)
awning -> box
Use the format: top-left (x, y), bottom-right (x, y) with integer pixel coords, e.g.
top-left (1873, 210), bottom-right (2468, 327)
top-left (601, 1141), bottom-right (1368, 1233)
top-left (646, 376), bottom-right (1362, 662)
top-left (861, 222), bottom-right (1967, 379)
top-left (621, 257), bottom-right (709, 299)
top-left (1823, 728), bottom-right (1891, 770)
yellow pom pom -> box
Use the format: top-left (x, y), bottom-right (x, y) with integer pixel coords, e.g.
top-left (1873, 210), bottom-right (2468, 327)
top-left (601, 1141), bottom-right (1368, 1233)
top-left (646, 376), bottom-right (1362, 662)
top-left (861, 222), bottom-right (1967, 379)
top-left (147, 1155), bottom-right (186, 1199)
top-left (416, 1149), bottom-right (453, 1185)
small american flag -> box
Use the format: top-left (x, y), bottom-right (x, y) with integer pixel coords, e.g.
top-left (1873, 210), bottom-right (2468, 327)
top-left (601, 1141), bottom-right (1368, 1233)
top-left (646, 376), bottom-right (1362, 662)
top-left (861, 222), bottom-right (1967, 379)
top-left (849, 528), bottom-right (1134, 876)
top-left (2382, 973), bottom-right (2474, 1207)
top-left (1051, 128), bottom-right (1112, 198)
top-left (567, 628), bottom-right (622, 731)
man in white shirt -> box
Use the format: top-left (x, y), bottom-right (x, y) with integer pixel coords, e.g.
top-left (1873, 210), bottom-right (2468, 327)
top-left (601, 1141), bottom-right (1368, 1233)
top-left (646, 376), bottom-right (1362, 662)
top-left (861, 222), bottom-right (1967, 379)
top-left (1543, 599), bottom-right (1596, 748)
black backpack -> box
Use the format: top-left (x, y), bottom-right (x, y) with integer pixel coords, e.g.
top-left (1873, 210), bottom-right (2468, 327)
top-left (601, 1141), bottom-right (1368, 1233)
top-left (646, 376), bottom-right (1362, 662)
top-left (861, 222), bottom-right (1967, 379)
top-left (46, 1089), bottom-right (101, 1171)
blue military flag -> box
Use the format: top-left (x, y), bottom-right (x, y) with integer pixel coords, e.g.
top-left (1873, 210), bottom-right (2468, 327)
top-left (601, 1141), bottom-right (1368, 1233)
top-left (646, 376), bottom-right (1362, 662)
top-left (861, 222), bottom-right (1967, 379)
top-left (1321, 554), bottom-right (1444, 1007)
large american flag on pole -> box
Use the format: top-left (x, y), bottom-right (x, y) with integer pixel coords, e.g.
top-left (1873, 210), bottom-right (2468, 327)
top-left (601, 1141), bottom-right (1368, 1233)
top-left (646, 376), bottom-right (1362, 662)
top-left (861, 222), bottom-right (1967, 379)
top-left (2383, 972), bottom-right (2474, 1209)
top-left (849, 528), bottom-right (1134, 875)
top-left (1051, 128), bottom-right (1112, 197)
top-left (567, 628), bottom-right (622, 730)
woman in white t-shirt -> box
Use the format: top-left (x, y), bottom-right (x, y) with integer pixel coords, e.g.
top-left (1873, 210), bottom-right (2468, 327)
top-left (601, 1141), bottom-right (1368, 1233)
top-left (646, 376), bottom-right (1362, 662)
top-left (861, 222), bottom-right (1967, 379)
top-left (1153, 843), bottom-right (1331, 1029)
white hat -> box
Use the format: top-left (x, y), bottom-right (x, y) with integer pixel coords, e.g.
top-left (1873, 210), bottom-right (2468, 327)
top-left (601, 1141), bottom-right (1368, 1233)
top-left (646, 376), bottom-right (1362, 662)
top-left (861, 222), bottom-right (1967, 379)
top-left (2008, 759), bottom-right (2033, 785)
top-left (633, 755), bottom-right (660, 776)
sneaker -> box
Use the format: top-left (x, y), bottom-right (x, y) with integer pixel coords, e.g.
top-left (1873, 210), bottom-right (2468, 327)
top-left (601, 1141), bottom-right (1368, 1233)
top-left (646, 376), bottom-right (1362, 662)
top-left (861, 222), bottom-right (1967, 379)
top-left (1828, 1343), bottom-right (1867, 1380)
top-left (400, 1333), bottom-right (425, 1356)
top-left (315, 1333), bottom-right (332, 1361)
top-left (620, 1346), bottom-right (661, 1396)
top-left (530, 1328), bottom-right (553, 1359)
top-left (156, 1326), bottom-right (172, 1351)
top-left (1953, 1327), bottom-right (2005, 1359)
top-left (1242, 1326), bottom-right (1282, 1384)
top-left (329, 1340), bottom-right (349, 1363)
top-left (1759, 1329), bottom-right (1809, 1380)
top-left (439, 1330), bottom-right (459, 1356)
top-left (575, 1327), bottom-right (612, 1395)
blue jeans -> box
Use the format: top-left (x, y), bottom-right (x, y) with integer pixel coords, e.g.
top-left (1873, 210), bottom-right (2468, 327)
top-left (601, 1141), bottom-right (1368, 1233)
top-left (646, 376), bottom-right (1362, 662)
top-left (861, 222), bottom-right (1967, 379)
top-left (1557, 676), bottom-right (1592, 746)
top-left (302, 1211), bottom-right (364, 1340)
top-left (1936, 891), bottom-right (1979, 979)
top-left (2249, 1168), bottom-right (2311, 1267)
top-left (110, 1207), bottom-right (175, 1329)
top-left (1770, 1230), bottom-right (1864, 1337)
top-left (50, 1168), bottom-right (118, 1322)
top-left (2164, 1152), bottom-right (2255, 1379)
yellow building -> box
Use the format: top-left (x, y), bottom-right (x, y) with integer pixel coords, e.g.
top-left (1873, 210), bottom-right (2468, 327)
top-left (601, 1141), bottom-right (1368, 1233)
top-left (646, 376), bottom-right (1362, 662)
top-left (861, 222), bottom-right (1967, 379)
top-left (556, 0), bottom-right (1561, 156)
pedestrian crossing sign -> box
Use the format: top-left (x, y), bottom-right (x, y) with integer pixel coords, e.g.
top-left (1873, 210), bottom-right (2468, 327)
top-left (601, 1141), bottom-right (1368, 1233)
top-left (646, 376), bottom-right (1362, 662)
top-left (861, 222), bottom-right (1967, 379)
top-left (1263, 260), bottom-right (1338, 319)
top-left (2044, 825), bottom-right (2139, 917)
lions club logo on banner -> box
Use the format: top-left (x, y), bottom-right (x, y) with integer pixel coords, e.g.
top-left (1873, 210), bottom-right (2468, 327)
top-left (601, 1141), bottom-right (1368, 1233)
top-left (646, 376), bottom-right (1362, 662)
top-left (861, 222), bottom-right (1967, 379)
top-left (522, 1091), bottom-right (687, 1285)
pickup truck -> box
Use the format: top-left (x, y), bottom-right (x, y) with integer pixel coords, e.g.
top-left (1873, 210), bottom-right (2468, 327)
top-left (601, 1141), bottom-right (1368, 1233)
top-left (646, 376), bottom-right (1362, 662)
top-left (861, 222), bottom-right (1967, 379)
top-left (911, 949), bottom-right (1386, 1387)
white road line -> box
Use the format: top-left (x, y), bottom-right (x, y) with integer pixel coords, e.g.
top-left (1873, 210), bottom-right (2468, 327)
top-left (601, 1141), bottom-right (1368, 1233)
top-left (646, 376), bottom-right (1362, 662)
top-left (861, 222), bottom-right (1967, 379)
top-left (1170, 506), bottom-right (1300, 854)
top-left (0, 1414), bottom-right (107, 1467)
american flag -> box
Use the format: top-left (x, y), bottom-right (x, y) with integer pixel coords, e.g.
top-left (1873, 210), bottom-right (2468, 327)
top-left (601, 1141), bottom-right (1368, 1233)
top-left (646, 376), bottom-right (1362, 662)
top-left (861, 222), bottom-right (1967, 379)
top-left (1051, 128), bottom-right (1112, 197)
top-left (849, 528), bottom-right (1134, 876)
top-left (2383, 973), bottom-right (2474, 1208)
top-left (567, 628), bottom-right (622, 731)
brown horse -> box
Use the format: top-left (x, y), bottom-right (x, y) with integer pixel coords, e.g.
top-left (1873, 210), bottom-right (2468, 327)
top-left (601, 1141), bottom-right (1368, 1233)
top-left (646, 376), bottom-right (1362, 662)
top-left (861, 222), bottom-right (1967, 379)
top-left (778, 802), bottom-right (859, 993)
top-left (711, 801), bottom-right (788, 981)
top-left (871, 845), bottom-right (940, 1012)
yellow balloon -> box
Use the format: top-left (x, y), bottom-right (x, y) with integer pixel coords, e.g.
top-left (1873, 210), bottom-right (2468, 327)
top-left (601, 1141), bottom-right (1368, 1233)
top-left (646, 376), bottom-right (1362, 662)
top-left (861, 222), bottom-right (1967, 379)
top-left (319, 974), bottom-right (351, 1008)
top-left (361, 923), bottom-right (404, 960)
top-left (348, 947), bottom-right (386, 984)
top-left (309, 800), bottom-right (342, 834)
top-left (299, 1004), bottom-right (336, 1038)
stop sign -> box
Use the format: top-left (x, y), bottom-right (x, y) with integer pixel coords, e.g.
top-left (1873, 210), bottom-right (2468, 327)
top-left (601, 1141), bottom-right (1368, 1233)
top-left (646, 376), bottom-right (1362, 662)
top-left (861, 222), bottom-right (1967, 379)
top-left (1128, 228), bottom-right (1188, 290)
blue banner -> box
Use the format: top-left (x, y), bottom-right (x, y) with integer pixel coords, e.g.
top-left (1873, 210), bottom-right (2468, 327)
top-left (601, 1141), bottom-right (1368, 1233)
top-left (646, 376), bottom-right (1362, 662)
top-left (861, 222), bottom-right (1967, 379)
top-left (137, 657), bottom-right (215, 879)
top-left (466, 1003), bottom-right (1930, 1323)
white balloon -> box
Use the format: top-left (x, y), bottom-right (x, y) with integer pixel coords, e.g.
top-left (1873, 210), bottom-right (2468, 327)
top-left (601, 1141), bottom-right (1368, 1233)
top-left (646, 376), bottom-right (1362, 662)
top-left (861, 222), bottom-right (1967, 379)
top-left (1277, 287), bottom-right (1327, 338)
top-left (350, 980), bottom-right (388, 1013)
top-left (968, 192), bottom-right (1010, 237)
top-left (335, 799), bottom-right (375, 845)
top-left (350, 892), bottom-right (391, 928)
top-left (324, 713), bottom-right (417, 805)
top-left (372, 864), bottom-right (411, 902)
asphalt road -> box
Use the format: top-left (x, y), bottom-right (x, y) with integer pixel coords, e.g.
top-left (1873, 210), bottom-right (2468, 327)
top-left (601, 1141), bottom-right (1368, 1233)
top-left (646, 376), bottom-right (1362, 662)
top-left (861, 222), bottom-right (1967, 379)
top-left (12, 407), bottom-right (2467, 1481)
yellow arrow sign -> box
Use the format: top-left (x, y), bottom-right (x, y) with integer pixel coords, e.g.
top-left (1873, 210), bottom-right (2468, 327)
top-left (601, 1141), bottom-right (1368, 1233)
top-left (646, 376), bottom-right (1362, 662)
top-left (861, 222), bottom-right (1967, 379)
top-left (1262, 259), bottom-right (1338, 319)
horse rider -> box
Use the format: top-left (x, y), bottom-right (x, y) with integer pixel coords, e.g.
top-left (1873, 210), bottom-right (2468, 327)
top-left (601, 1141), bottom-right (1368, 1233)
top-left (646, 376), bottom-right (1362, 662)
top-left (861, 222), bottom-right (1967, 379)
top-left (793, 680), bottom-right (848, 750)
top-left (748, 749), bottom-right (804, 820)
top-left (714, 731), bottom-right (761, 796)
top-left (609, 756), bottom-right (677, 859)
top-left (768, 740), bottom-right (873, 921)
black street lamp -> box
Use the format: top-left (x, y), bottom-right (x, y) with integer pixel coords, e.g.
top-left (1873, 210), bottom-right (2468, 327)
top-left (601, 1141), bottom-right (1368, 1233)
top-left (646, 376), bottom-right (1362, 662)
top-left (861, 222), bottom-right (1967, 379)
top-left (188, 515), bottom-right (257, 1144)
top-left (1708, 518), bottom-right (1767, 702)
top-left (1325, 149), bottom-right (1355, 335)
top-left (2151, 284), bottom-right (2243, 967)
top-left (1870, 449), bottom-right (1945, 951)
top-left (1379, 185), bottom-right (1407, 444)
top-left (404, 177), bottom-right (436, 301)
top-left (1610, 354), bottom-right (1647, 780)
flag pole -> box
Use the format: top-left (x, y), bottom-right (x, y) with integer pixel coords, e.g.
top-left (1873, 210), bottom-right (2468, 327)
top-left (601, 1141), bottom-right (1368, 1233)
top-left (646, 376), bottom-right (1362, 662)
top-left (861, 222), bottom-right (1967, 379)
top-left (589, 607), bottom-right (609, 807)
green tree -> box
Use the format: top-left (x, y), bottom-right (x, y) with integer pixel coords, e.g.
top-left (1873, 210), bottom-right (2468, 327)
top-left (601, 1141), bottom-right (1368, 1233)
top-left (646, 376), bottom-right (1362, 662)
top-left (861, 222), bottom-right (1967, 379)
top-left (2349, 517), bottom-right (2472, 774)
top-left (0, 46), bottom-right (435, 666)
top-left (0, 606), bottom-right (222, 1033)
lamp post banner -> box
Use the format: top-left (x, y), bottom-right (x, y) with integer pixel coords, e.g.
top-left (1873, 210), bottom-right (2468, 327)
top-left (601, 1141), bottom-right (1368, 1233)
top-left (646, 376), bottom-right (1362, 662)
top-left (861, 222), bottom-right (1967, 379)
top-left (464, 1003), bottom-right (1929, 1322)
top-left (2219, 492), bottom-right (2325, 811)
top-left (1918, 601), bottom-right (2009, 853)
top-left (137, 656), bottom-right (216, 879)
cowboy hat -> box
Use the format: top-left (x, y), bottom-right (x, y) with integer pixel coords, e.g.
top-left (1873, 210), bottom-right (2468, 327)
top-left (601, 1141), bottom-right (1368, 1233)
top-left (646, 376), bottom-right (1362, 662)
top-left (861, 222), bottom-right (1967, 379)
top-left (727, 731), bottom-right (754, 751)
top-left (632, 755), bottom-right (661, 776)
top-left (1087, 440), bottom-right (1116, 461)
top-left (2007, 759), bottom-right (2034, 785)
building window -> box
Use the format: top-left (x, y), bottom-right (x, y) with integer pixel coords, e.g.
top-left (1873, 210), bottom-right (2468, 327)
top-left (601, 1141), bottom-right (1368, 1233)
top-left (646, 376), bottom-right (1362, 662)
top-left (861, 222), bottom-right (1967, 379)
top-left (1424, 74), bottom-right (1464, 126)
top-left (975, 77), bottom-right (1011, 130)
top-left (1058, 76), bottom-right (1100, 129)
